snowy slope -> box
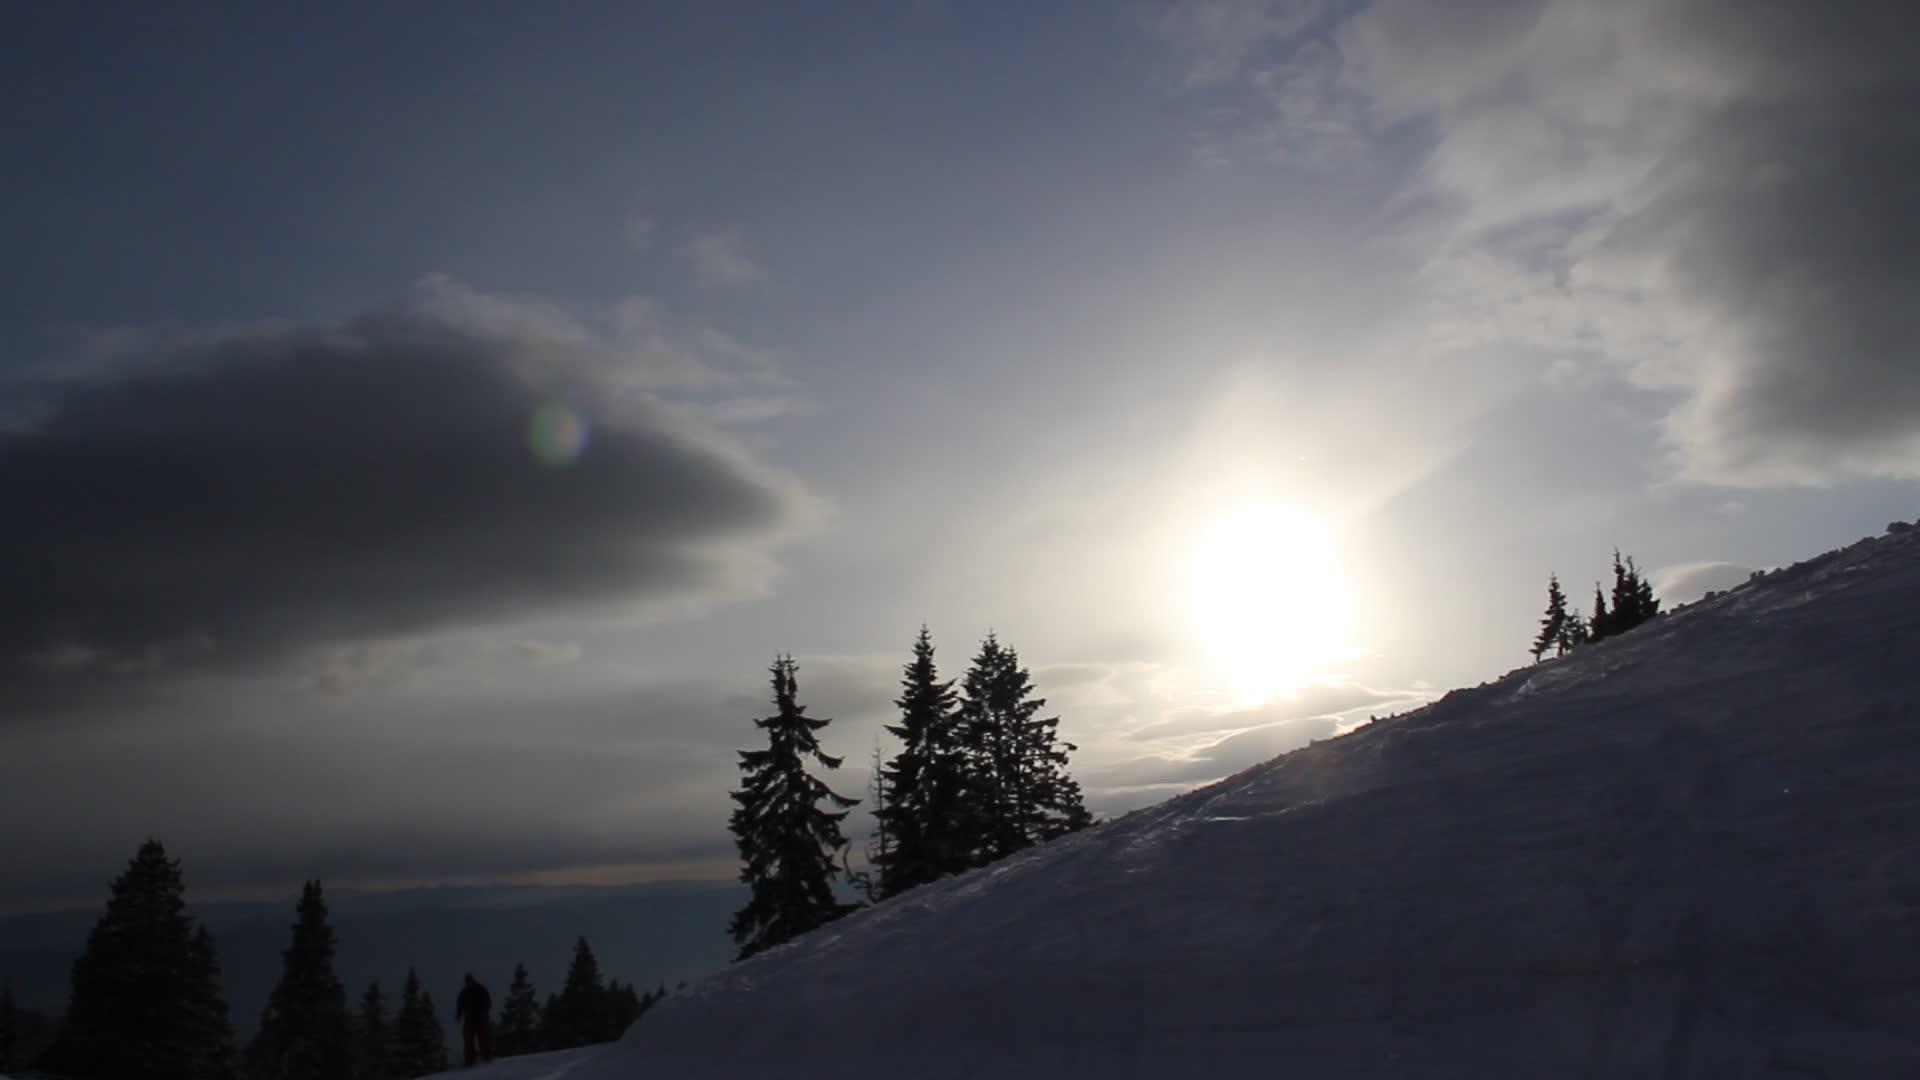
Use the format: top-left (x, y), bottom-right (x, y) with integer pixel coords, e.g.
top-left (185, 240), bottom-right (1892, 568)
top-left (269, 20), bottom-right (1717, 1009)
top-left (427, 1046), bottom-right (611, 1079)
top-left (441, 525), bottom-right (1920, 1079)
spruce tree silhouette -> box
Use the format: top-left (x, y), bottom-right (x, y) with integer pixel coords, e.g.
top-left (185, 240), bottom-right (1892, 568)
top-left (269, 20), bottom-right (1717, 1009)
top-left (246, 880), bottom-right (353, 1080)
top-left (1603, 549), bottom-right (1663, 636)
top-left (1532, 575), bottom-right (1569, 661)
top-left (605, 979), bottom-right (645, 1037)
top-left (728, 655), bottom-right (860, 959)
top-left (352, 981), bottom-right (392, 1080)
top-left (1632, 558), bottom-right (1661, 625)
top-left (544, 938), bottom-right (610, 1049)
top-left (846, 740), bottom-right (891, 903)
top-left (387, 969), bottom-right (448, 1078)
top-left (1589, 584), bottom-right (1613, 641)
top-left (958, 634), bottom-right (1090, 865)
top-left (875, 626), bottom-right (967, 897)
top-left (187, 926), bottom-right (238, 1079)
top-left (1560, 604), bottom-right (1591, 653)
top-left (492, 963), bottom-right (542, 1056)
top-left (43, 839), bottom-right (235, 1079)
top-left (1609, 549), bottom-right (1636, 632)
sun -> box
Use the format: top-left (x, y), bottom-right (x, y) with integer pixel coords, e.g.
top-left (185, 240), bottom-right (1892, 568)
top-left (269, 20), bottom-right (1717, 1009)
top-left (1181, 500), bottom-right (1352, 702)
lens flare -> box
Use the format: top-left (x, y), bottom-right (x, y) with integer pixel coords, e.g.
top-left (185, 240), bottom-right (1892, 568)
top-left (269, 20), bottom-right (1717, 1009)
top-left (528, 403), bottom-right (589, 467)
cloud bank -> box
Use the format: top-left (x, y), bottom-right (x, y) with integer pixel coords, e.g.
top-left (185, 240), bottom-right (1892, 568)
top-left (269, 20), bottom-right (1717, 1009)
top-left (1162, 0), bottom-right (1920, 486)
top-left (0, 276), bottom-right (822, 707)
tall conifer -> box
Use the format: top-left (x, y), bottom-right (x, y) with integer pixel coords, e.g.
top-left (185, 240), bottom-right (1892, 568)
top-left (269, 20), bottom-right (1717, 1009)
top-left (958, 634), bottom-right (1089, 864)
top-left (1609, 550), bottom-right (1630, 626)
top-left (492, 963), bottom-right (542, 1056)
top-left (1532, 575), bottom-right (1569, 661)
top-left (1632, 558), bottom-right (1661, 625)
top-left (728, 656), bottom-right (860, 959)
top-left (544, 938), bottom-right (609, 1049)
top-left (1603, 550), bottom-right (1663, 635)
top-left (1560, 605), bottom-right (1590, 653)
top-left (847, 741), bottom-right (890, 903)
top-left (605, 979), bottom-right (644, 1038)
top-left (352, 982), bottom-right (392, 1080)
top-left (387, 969), bottom-right (447, 1078)
top-left (246, 880), bottom-right (353, 1080)
top-left (186, 926), bottom-right (237, 1080)
top-left (47, 839), bottom-right (234, 1079)
top-left (875, 626), bottom-right (967, 897)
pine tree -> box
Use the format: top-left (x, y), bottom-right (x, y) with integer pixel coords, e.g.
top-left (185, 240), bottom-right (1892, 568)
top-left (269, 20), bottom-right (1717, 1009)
top-left (728, 656), bottom-right (861, 960)
top-left (1632, 557), bottom-right (1661, 625)
top-left (492, 963), bottom-right (542, 1057)
top-left (874, 627), bottom-right (971, 897)
top-left (604, 979), bottom-right (644, 1037)
top-left (1532, 575), bottom-right (1569, 661)
top-left (1603, 550), bottom-right (1663, 636)
top-left (638, 983), bottom-right (667, 1019)
top-left (846, 740), bottom-right (890, 903)
top-left (46, 839), bottom-right (235, 1079)
top-left (246, 880), bottom-right (353, 1080)
top-left (1589, 584), bottom-right (1612, 641)
top-left (387, 970), bottom-right (448, 1078)
top-left (958, 634), bottom-right (1091, 864)
top-left (352, 982), bottom-right (391, 1080)
top-left (186, 926), bottom-right (237, 1080)
top-left (1560, 605), bottom-right (1590, 653)
top-left (957, 634), bottom-right (1017, 863)
top-left (545, 937), bottom-right (609, 1049)
top-left (1609, 549), bottom-right (1628, 624)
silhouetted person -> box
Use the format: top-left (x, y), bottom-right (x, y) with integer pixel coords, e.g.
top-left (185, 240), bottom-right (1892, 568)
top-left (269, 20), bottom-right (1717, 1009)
top-left (455, 973), bottom-right (493, 1066)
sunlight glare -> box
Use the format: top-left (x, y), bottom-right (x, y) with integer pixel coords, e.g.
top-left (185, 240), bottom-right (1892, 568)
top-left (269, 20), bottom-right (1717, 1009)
top-left (1182, 500), bottom-right (1353, 702)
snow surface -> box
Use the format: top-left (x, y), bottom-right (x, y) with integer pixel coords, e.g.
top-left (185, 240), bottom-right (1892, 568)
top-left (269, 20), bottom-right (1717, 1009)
top-left (427, 1046), bottom-right (611, 1079)
top-left (434, 525), bottom-right (1920, 1078)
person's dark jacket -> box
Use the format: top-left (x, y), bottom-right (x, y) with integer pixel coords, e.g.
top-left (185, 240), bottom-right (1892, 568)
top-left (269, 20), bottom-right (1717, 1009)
top-left (456, 981), bottom-right (492, 1028)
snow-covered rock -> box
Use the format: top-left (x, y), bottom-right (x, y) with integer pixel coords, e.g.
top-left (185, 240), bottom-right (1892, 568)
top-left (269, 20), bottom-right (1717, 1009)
top-left (444, 527), bottom-right (1920, 1078)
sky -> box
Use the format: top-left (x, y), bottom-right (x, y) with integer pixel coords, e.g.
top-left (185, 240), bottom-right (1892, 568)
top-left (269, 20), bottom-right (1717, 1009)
top-left (2, 0), bottom-right (1916, 911)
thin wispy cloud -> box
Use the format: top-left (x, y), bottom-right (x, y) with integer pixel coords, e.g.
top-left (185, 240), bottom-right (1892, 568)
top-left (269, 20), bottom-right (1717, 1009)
top-left (625, 210), bottom-right (657, 250)
top-left (686, 228), bottom-right (768, 288)
top-left (1155, 0), bottom-right (1920, 486)
top-left (1342, 0), bottom-right (1915, 486)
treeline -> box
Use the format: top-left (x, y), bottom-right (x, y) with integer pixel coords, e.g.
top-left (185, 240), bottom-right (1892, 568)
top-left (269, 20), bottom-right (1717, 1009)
top-left (347, 937), bottom-right (659, 1078)
top-left (1531, 549), bottom-right (1663, 661)
top-left (727, 629), bottom-right (1092, 960)
top-left (27, 841), bottom-right (664, 1079)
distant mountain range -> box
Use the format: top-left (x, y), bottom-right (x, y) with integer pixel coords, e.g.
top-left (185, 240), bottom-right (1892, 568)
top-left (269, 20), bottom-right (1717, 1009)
top-left (0, 879), bottom-right (745, 1036)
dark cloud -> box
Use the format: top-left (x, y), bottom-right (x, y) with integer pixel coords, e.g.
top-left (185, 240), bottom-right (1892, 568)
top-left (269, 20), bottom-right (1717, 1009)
top-left (1322, 0), bottom-right (1920, 485)
top-left (1620, 74), bottom-right (1920, 482)
top-left (0, 278), bottom-right (820, 708)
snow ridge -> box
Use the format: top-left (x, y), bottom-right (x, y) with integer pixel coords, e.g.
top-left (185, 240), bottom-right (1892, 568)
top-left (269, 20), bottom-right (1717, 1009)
top-left (446, 524), bottom-right (1920, 1079)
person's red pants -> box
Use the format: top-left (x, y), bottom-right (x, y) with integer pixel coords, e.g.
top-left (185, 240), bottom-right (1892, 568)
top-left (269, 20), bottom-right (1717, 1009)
top-left (463, 1021), bottom-right (493, 1065)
